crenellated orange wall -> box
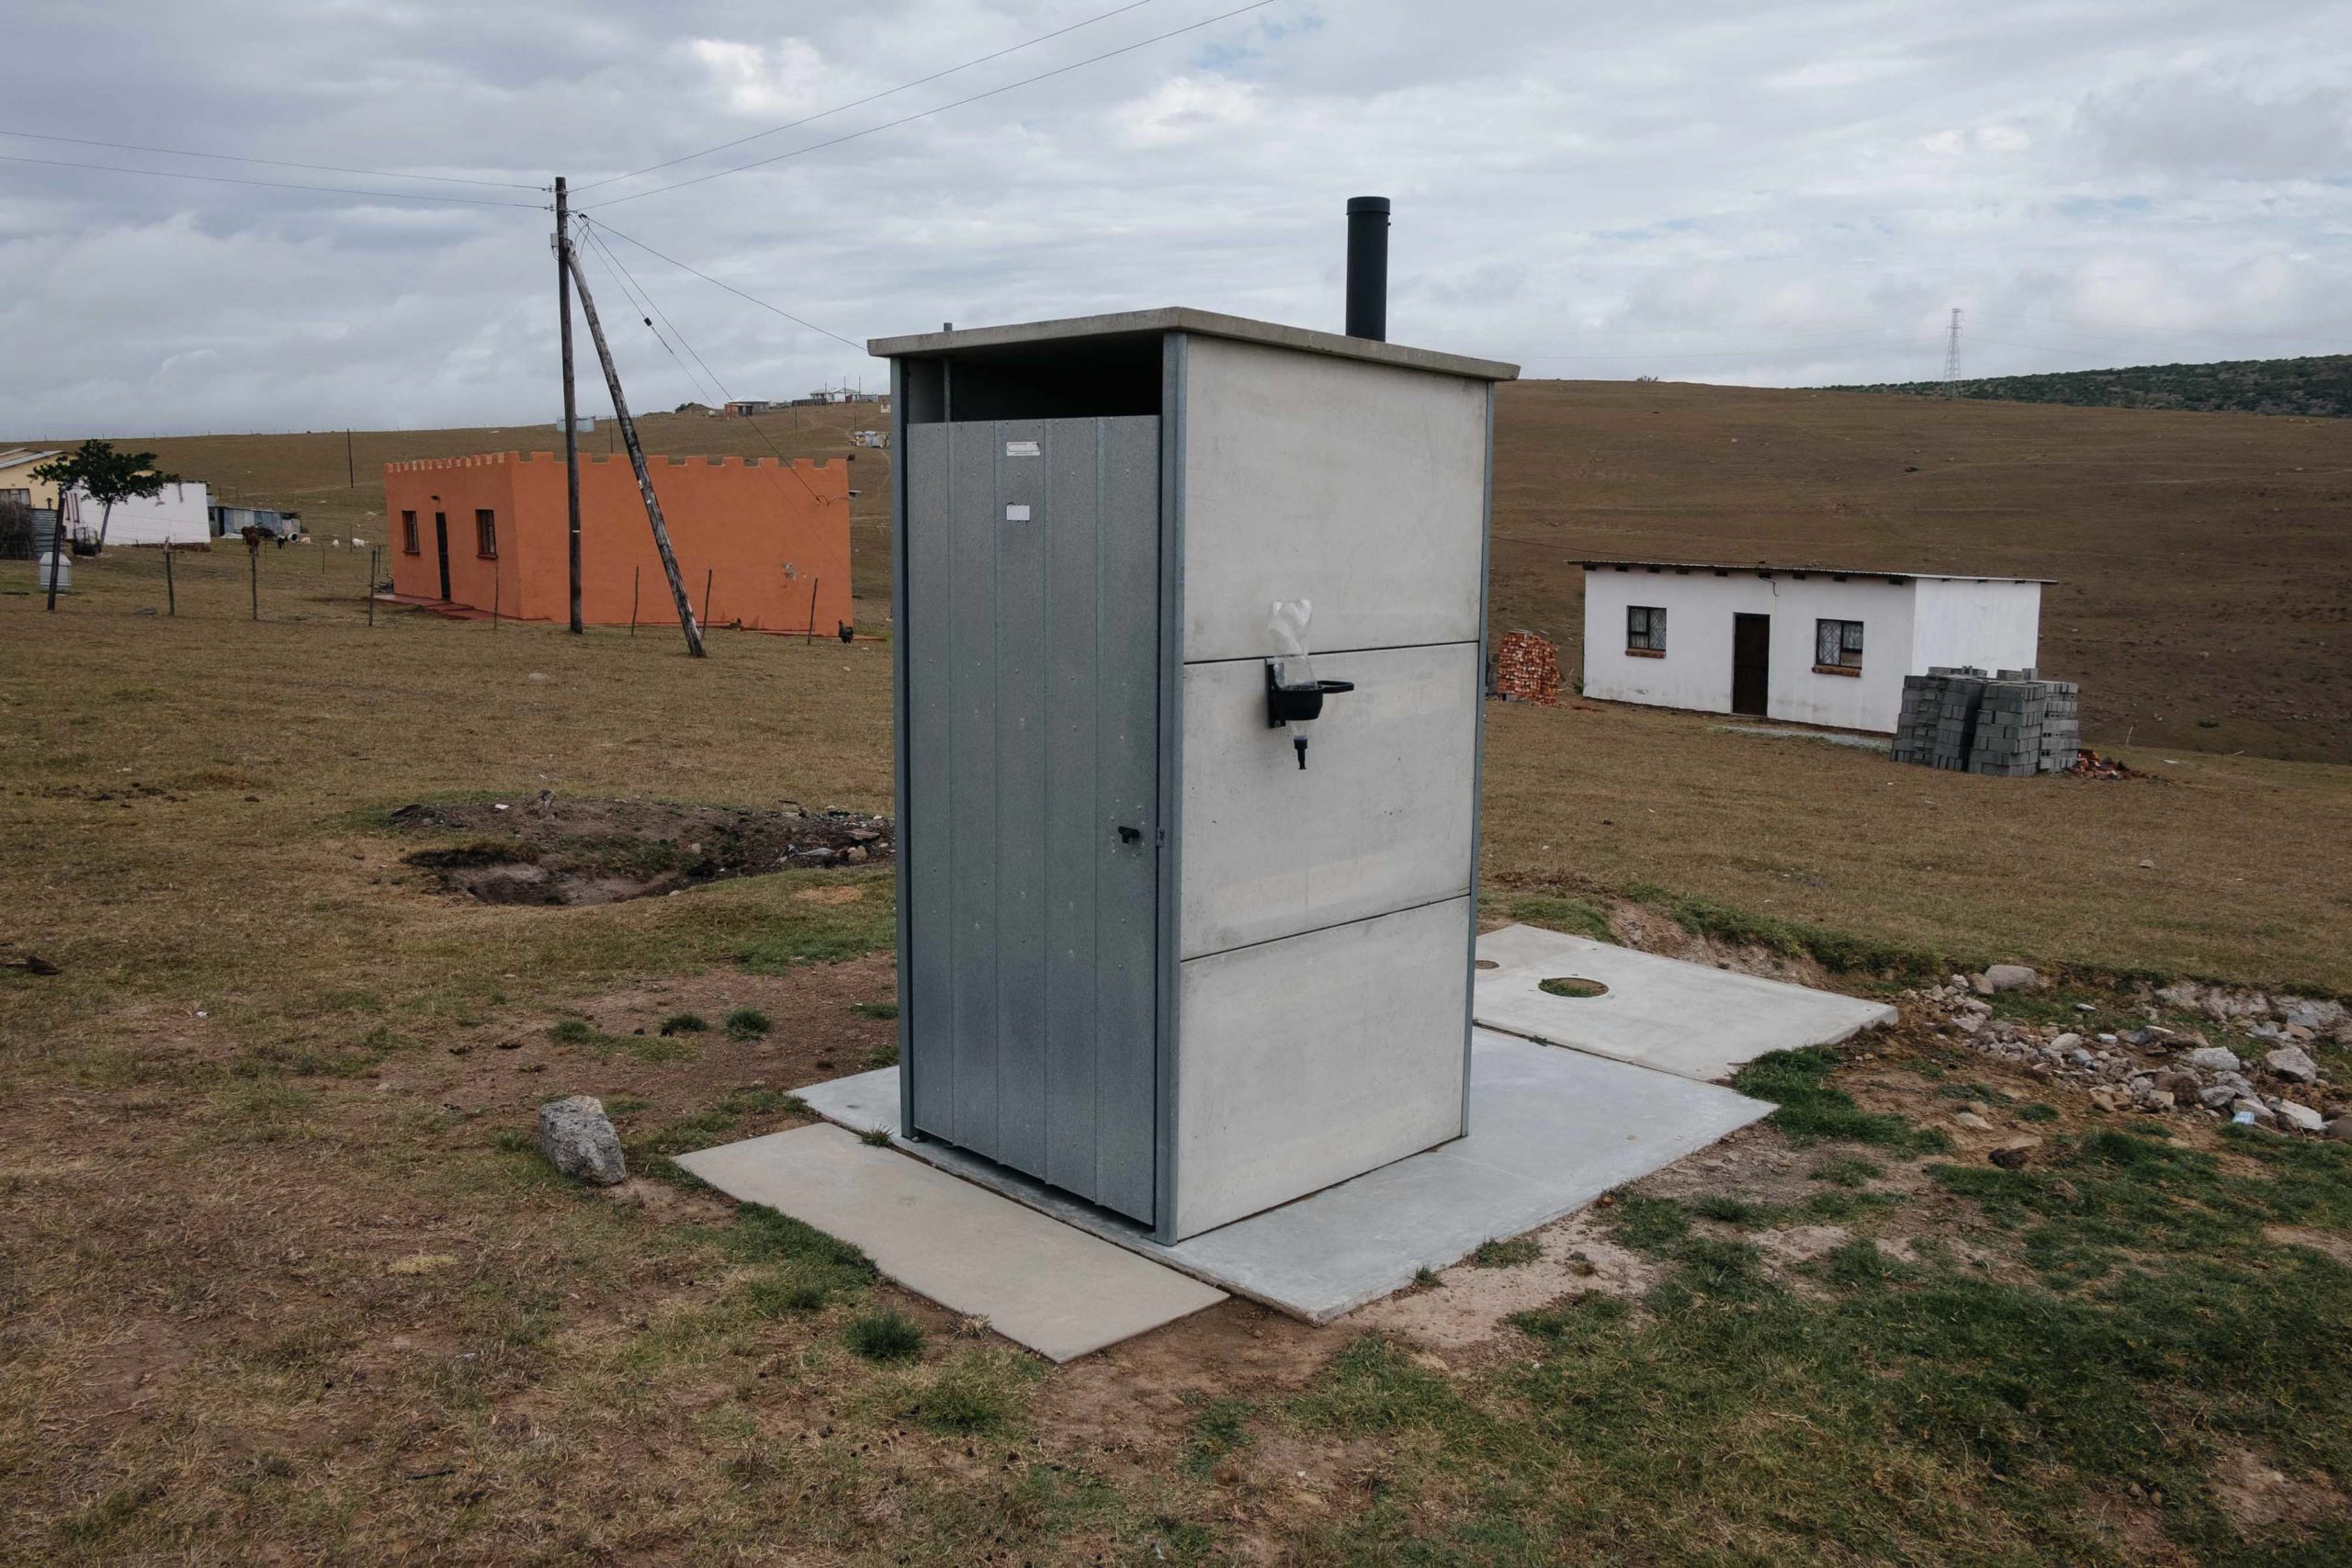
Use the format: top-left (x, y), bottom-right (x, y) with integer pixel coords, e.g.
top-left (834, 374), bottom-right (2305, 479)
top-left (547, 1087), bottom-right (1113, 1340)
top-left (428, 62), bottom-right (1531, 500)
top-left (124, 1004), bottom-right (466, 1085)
top-left (382, 451), bottom-right (851, 634)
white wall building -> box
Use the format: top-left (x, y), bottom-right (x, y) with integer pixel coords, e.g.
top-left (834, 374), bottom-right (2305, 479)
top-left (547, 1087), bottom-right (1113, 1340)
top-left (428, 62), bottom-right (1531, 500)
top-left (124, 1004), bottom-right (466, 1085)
top-left (63, 479), bottom-right (212, 547)
top-left (1579, 559), bottom-right (2047, 733)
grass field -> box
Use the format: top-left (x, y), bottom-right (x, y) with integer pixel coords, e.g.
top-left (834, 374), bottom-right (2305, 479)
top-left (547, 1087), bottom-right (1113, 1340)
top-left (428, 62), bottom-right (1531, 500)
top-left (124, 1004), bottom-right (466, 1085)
top-left (1487, 380), bottom-right (2352, 764)
top-left (3, 434), bottom-right (2349, 1562)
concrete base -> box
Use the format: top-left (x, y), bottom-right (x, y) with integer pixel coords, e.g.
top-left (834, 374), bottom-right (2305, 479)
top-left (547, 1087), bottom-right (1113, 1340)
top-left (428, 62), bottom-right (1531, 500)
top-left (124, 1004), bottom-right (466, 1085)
top-left (790, 1030), bottom-right (1770, 1323)
top-left (674, 1123), bottom-right (1226, 1362)
top-left (1473, 923), bottom-right (1897, 1083)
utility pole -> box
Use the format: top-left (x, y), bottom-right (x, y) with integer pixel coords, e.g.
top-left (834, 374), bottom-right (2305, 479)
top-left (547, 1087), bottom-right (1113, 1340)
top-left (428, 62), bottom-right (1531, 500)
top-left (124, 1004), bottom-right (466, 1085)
top-left (565, 246), bottom-right (705, 657)
top-left (345, 428), bottom-right (356, 488)
top-left (556, 175), bottom-right (582, 635)
top-left (1941, 308), bottom-right (1963, 396)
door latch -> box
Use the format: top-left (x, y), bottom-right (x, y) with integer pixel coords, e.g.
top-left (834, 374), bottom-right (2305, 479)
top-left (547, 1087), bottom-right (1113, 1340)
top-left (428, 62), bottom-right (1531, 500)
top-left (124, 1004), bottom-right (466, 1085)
top-left (1266, 659), bottom-right (1354, 768)
top-left (1117, 825), bottom-right (1143, 844)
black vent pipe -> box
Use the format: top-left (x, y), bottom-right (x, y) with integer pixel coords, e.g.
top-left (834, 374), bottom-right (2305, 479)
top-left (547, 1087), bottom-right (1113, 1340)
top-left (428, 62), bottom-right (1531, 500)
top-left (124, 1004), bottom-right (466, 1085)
top-left (1345, 196), bottom-right (1389, 341)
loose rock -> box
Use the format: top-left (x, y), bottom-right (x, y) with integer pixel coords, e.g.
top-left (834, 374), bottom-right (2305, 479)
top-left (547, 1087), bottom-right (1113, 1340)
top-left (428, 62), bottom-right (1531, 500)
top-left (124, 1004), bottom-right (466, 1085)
top-left (1989, 1137), bottom-right (2040, 1170)
top-left (2186, 1045), bottom-right (2242, 1075)
top-left (1983, 964), bottom-right (2039, 993)
top-left (2263, 1045), bottom-right (2319, 1084)
top-left (538, 1095), bottom-right (628, 1185)
top-left (2276, 1101), bottom-right (2326, 1134)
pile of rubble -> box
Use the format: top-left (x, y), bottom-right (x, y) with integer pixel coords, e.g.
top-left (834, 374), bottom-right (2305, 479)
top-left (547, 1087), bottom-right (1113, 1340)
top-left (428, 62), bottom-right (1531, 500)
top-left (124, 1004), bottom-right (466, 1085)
top-left (1488, 630), bottom-right (1562, 705)
top-left (2062, 749), bottom-right (2142, 780)
top-left (1907, 967), bottom-right (2347, 1137)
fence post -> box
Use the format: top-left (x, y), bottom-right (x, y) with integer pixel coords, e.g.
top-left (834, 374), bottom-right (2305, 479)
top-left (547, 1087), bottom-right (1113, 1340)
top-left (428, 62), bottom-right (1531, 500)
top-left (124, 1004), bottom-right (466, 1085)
top-left (702, 568), bottom-right (713, 629)
top-left (806, 576), bottom-right (820, 644)
top-left (630, 566), bottom-right (639, 637)
top-left (165, 543), bottom-right (175, 616)
top-left (248, 534), bottom-right (260, 621)
top-left (367, 547), bottom-right (377, 627)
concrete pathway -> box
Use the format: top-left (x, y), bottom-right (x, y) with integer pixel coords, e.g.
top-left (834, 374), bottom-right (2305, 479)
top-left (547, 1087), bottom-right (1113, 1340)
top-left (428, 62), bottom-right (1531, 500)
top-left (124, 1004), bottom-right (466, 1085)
top-left (793, 1030), bottom-right (1771, 1323)
top-left (1473, 922), bottom-right (1896, 1082)
top-left (674, 1123), bottom-right (1226, 1362)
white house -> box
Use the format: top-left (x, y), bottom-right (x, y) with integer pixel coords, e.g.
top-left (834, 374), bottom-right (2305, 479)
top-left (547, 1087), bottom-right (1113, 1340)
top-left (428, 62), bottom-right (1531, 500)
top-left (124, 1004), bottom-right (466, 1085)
top-left (1578, 559), bottom-right (2048, 733)
top-left (63, 479), bottom-right (212, 547)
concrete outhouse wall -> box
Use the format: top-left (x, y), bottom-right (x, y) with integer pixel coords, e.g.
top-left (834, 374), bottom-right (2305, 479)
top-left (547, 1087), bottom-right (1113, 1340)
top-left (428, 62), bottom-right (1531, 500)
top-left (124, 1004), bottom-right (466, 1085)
top-left (1170, 335), bottom-right (1487, 1236)
top-left (1580, 567), bottom-right (1917, 732)
top-left (1913, 578), bottom-right (2041, 673)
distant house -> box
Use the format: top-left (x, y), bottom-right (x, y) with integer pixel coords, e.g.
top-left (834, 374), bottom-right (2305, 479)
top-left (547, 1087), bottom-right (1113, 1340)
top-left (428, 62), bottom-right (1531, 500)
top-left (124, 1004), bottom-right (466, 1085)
top-left (381, 450), bottom-right (851, 634)
top-left (64, 478), bottom-right (212, 547)
top-left (0, 448), bottom-right (66, 509)
top-left (210, 503), bottom-right (302, 540)
top-left (722, 400), bottom-right (774, 417)
top-left (1578, 558), bottom-right (2049, 733)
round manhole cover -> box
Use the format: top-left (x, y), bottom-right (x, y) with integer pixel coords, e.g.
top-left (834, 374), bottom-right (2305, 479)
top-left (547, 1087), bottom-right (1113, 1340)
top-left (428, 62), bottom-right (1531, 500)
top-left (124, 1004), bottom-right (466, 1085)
top-left (1538, 976), bottom-right (1608, 999)
top-left (1474, 958), bottom-right (1500, 971)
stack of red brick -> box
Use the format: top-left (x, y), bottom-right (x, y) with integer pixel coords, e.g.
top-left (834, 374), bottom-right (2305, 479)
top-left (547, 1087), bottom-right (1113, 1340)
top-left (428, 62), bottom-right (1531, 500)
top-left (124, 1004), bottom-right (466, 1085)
top-left (1489, 630), bottom-right (1562, 705)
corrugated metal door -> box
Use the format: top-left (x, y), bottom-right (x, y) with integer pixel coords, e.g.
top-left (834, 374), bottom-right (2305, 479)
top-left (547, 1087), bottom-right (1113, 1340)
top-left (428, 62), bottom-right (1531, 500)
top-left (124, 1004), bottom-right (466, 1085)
top-left (902, 416), bottom-right (1160, 1223)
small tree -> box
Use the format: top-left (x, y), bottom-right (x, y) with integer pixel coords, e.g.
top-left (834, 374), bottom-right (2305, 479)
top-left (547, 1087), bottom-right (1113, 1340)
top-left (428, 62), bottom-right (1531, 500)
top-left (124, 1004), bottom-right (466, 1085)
top-left (30, 440), bottom-right (179, 553)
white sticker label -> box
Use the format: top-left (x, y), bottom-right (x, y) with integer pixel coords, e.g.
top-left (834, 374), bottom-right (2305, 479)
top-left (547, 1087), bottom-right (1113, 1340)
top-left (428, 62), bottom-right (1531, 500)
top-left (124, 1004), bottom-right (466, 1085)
top-left (1004, 440), bottom-right (1040, 457)
top-left (1005, 504), bottom-right (1032, 522)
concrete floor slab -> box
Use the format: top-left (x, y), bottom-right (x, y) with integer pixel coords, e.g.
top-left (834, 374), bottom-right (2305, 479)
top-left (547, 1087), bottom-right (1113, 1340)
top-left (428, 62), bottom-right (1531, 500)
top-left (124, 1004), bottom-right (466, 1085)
top-left (673, 1123), bottom-right (1226, 1362)
top-left (1473, 922), bottom-right (1896, 1082)
top-left (791, 1031), bottom-right (1771, 1322)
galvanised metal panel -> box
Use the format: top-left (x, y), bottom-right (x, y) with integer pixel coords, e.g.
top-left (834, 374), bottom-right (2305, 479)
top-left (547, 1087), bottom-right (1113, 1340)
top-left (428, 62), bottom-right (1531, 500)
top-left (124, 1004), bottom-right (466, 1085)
top-left (1091, 416), bottom-right (1162, 1221)
top-left (1177, 643), bottom-right (1478, 959)
top-left (993, 421), bottom-right (1049, 1174)
top-left (946, 425), bottom-right (1001, 1151)
top-left (903, 423), bottom-right (955, 1137)
top-left (902, 415), bottom-right (1160, 1223)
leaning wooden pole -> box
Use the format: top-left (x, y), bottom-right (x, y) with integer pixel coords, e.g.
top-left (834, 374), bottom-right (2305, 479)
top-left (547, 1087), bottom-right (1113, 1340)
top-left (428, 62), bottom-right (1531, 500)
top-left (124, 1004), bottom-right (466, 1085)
top-left (564, 246), bottom-right (703, 657)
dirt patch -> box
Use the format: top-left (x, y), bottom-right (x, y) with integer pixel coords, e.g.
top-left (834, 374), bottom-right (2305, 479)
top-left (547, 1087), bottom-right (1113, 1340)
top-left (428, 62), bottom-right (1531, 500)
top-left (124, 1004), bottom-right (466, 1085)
top-left (1602, 898), bottom-right (1838, 986)
top-left (2211, 1445), bottom-right (2348, 1536)
top-left (1353, 1212), bottom-right (1661, 1350)
top-left (388, 795), bottom-right (892, 906)
top-left (405, 950), bottom-right (902, 1121)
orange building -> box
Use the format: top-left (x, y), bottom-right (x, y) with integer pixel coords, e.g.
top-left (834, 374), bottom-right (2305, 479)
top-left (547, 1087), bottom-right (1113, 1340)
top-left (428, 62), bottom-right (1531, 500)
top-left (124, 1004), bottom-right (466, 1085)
top-left (382, 450), bottom-right (851, 634)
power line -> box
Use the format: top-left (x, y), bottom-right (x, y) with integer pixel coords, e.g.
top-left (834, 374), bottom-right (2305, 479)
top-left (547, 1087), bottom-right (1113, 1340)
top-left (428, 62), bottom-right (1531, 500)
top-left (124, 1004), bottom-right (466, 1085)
top-left (585, 219), bottom-right (865, 351)
top-left (579, 223), bottom-right (725, 409)
top-left (576, 0), bottom-right (1163, 195)
top-left (580, 217), bottom-right (830, 503)
top-left (585, 0), bottom-right (1275, 210)
top-left (0, 151), bottom-right (547, 209)
top-left (0, 127), bottom-right (545, 190)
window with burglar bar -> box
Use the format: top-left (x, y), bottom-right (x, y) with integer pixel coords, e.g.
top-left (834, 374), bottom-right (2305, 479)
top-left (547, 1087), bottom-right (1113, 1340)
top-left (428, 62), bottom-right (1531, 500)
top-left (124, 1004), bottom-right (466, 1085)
top-left (1816, 617), bottom-right (1864, 670)
top-left (1626, 604), bottom-right (1667, 653)
top-left (474, 509), bottom-right (498, 558)
top-left (401, 511), bottom-right (419, 554)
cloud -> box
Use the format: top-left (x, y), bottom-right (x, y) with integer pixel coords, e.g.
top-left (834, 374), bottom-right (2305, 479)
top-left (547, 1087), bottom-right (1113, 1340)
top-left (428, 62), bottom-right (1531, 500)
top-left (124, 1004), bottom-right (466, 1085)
top-left (0, 0), bottom-right (2346, 437)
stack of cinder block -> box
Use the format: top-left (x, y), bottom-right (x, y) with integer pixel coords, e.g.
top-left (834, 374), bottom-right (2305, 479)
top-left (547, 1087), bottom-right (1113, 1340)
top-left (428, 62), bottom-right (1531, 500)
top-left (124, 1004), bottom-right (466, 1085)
top-left (1893, 667), bottom-right (2079, 775)
top-left (1488, 630), bottom-right (1562, 705)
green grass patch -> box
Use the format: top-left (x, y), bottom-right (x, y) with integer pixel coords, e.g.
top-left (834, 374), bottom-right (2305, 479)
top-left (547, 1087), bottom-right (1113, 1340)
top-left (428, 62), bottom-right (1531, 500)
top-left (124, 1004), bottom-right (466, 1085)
top-left (1182, 1395), bottom-right (1257, 1476)
top-left (548, 1018), bottom-right (597, 1044)
top-left (849, 999), bottom-right (899, 1020)
top-left (733, 874), bottom-right (898, 971)
top-left (1628, 884), bottom-right (1959, 980)
top-left (1494, 892), bottom-right (1616, 945)
top-left (844, 1307), bottom-right (924, 1363)
top-left (1537, 976), bottom-right (1608, 999)
top-left (722, 1006), bottom-right (770, 1041)
top-left (1733, 1046), bottom-right (1950, 1153)
top-left (1601, 1192), bottom-right (1690, 1255)
top-left (1810, 1155), bottom-right (1885, 1188)
top-left (628, 1088), bottom-right (808, 1174)
top-left (1468, 1237), bottom-right (1542, 1268)
top-left (658, 1011), bottom-right (707, 1036)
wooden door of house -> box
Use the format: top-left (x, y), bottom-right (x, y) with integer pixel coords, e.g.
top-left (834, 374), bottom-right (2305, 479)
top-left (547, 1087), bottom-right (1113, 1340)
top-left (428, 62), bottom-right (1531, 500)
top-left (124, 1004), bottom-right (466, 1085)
top-left (1731, 614), bottom-right (1770, 716)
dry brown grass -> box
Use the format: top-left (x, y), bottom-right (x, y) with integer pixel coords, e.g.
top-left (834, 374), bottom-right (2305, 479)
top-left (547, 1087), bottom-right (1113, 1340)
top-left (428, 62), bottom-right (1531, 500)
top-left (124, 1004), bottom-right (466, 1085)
top-left (3, 479), bottom-right (2348, 1561)
top-left (1491, 379), bottom-right (2352, 764)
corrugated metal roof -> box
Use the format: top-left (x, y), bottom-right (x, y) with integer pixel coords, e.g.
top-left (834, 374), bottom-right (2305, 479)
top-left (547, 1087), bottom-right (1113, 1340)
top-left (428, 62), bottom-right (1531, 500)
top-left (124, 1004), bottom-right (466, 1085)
top-left (1577, 557), bottom-right (2057, 585)
top-left (0, 448), bottom-right (65, 469)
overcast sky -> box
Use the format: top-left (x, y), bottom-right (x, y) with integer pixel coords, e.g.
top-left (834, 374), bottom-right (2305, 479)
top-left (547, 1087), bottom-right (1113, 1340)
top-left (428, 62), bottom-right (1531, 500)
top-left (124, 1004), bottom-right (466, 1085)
top-left (3, 0), bottom-right (2346, 436)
